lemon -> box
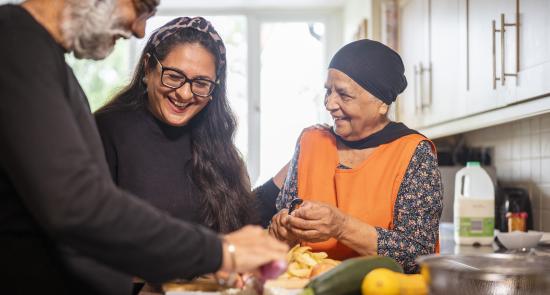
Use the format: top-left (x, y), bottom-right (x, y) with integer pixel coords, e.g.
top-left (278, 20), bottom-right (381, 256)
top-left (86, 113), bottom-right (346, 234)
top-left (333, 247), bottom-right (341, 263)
top-left (361, 268), bottom-right (400, 295)
top-left (420, 264), bottom-right (430, 285)
top-left (399, 274), bottom-right (427, 295)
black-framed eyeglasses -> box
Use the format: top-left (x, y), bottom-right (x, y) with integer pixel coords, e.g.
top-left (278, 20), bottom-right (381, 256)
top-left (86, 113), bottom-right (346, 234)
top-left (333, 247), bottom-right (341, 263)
top-left (152, 54), bottom-right (217, 98)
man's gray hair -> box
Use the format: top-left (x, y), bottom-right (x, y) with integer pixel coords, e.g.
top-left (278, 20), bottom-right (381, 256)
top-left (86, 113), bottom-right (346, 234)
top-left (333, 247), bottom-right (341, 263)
top-left (61, 0), bottom-right (160, 60)
top-left (61, 0), bottom-right (124, 60)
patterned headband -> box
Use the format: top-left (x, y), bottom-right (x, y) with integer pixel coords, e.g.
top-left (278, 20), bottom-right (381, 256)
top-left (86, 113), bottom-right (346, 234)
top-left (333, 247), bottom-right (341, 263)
top-left (149, 17), bottom-right (226, 76)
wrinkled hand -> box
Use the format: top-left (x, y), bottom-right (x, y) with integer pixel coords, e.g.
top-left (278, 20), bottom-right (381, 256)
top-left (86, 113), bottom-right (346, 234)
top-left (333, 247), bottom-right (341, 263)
top-left (221, 225), bottom-right (288, 273)
top-left (286, 201), bottom-right (348, 243)
top-left (268, 209), bottom-right (299, 246)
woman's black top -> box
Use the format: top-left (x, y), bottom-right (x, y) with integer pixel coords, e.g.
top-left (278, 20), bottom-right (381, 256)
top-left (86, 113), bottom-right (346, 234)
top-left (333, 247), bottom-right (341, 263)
top-left (95, 106), bottom-right (205, 224)
top-left (95, 106), bottom-right (280, 228)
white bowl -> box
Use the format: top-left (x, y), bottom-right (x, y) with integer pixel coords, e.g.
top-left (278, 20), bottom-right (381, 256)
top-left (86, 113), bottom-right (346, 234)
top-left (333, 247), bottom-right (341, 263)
top-left (496, 231), bottom-right (543, 250)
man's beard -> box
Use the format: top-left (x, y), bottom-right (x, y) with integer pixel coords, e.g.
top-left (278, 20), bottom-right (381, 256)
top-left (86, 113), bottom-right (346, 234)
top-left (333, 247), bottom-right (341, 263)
top-left (61, 0), bottom-right (132, 60)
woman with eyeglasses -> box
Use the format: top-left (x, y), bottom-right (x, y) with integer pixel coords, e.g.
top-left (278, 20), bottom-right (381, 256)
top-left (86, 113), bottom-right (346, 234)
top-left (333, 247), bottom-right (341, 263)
top-left (95, 16), bottom-right (254, 233)
top-left (94, 17), bottom-right (283, 290)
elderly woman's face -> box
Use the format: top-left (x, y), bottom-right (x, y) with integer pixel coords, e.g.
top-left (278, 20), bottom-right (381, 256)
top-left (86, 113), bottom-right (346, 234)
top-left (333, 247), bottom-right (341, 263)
top-left (324, 69), bottom-right (388, 140)
top-left (144, 43), bottom-right (216, 127)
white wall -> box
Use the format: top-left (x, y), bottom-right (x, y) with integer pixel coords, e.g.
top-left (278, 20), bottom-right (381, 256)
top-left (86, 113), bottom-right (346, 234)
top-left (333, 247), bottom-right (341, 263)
top-left (341, 0), bottom-right (373, 43)
top-left (463, 113), bottom-right (550, 231)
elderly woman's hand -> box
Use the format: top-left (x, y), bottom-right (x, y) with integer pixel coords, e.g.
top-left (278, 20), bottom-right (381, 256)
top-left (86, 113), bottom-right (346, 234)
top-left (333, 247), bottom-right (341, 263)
top-left (268, 209), bottom-right (299, 246)
top-left (286, 201), bottom-right (348, 243)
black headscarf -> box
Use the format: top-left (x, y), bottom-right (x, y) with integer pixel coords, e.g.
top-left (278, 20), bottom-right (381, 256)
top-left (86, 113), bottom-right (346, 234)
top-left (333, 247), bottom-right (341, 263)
top-left (329, 39), bottom-right (421, 149)
top-left (329, 39), bottom-right (407, 105)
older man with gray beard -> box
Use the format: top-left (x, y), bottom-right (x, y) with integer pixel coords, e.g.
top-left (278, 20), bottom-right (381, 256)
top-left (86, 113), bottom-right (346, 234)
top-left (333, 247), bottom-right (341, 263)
top-left (0, 1), bottom-right (288, 294)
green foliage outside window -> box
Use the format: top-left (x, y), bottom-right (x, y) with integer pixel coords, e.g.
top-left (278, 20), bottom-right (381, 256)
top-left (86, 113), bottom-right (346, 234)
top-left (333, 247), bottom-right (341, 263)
top-left (65, 40), bottom-right (132, 112)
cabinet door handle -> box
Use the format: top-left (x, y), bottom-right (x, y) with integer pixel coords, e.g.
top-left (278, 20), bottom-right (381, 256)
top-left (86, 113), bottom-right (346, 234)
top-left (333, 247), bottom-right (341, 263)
top-left (492, 0), bottom-right (520, 89)
top-left (418, 62), bottom-right (432, 109)
top-left (500, 13), bottom-right (506, 86)
top-left (414, 64), bottom-right (421, 113)
top-left (512, 0), bottom-right (520, 75)
top-left (492, 20), bottom-right (501, 89)
top-left (419, 62), bottom-right (425, 110)
top-left (425, 63), bottom-right (432, 108)
top-left (502, 5), bottom-right (519, 79)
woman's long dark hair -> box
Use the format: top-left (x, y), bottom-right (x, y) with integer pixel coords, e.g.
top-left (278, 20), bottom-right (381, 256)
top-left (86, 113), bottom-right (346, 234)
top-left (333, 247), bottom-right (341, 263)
top-left (96, 26), bottom-right (255, 233)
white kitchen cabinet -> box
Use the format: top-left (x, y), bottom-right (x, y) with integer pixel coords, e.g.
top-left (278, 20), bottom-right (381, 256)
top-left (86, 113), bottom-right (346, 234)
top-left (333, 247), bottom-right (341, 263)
top-left (397, 0), bottom-right (429, 128)
top-left (512, 0), bottom-right (550, 103)
top-left (397, 0), bottom-right (549, 133)
top-left (422, 0), bottom-right (463, 126)
top-left (457, 0), bottom-right (550, 109)
top-left (397, 0), bottom-right (463, 128)
top-left (460, 0), bottom-right (518, 116)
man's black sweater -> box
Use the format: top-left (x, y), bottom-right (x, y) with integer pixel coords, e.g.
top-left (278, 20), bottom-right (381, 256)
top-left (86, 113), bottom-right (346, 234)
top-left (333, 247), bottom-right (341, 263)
top-left (0, 5), bottom-right (223, 294)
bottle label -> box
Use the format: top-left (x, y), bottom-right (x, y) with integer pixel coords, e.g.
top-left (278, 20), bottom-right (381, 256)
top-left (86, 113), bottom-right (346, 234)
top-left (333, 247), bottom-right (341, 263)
top-left (459, 217), bottom-right (494, 237)
top-left (456, 199), bottom-right (494, 237)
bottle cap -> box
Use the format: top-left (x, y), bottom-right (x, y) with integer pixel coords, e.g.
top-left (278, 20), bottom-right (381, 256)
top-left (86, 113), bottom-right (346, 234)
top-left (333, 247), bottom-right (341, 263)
top-left (466, 161), bottom-right (481, 167)
top-left (519, 212), bottom-right (528, 219)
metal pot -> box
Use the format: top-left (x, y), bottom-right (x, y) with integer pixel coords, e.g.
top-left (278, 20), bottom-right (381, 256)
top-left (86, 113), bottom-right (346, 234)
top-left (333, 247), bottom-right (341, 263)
top-left (417, 253), bottom-right (550, 295)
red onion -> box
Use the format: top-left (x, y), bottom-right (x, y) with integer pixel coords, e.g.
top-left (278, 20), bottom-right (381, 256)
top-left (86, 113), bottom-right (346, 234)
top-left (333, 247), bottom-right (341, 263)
top-left (260, 259), bottom-right (288, 280)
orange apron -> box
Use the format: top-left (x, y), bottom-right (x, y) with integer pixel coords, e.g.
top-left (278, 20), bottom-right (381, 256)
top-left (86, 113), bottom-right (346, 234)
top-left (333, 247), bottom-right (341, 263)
top-left (296, 129), bottom-right (439, 260)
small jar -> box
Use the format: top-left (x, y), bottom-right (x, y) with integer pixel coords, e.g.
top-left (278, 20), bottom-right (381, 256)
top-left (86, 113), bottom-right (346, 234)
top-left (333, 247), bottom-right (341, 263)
top-left (506, 212), bottom-right (528, 232)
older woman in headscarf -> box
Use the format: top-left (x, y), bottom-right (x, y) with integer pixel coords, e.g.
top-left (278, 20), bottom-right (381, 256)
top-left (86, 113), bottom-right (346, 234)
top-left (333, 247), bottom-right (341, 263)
top-left (268, 39), bottom-right (443, 273)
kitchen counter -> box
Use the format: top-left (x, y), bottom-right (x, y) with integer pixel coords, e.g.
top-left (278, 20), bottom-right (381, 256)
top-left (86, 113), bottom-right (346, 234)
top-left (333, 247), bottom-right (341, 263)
top-left (439, 222), bottom-right (550, 255)
top-left (163, 223), bottom-right (550, 295)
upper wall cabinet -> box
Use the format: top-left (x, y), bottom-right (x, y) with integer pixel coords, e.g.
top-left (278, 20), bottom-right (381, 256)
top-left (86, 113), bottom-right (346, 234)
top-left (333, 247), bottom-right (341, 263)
top-left (423, 0), bottom-right (462, 126)
top-left (398, 0), bottom-right (463, 128)
top-left (397, 0), bottom-right (430, 128)
top-left (513, 0), bottom-right (550, 103)
top-left (397, 0), bottom-right (550, 131)
top-left (460, 0), bottom-right (514, 115)
top-left (460, 0), bottom-right (550, 108)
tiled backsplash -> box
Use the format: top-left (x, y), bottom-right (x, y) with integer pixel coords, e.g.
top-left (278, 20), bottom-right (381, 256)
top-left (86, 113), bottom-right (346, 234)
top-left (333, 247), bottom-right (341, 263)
top-left (462, 113), bottom-right (550, 231)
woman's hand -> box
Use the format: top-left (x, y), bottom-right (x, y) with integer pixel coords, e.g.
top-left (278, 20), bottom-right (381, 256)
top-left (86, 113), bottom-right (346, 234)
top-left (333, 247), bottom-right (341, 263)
top-left (220, 225), bottom-right (288, 274)
top-left (268, 209), bottom-right (299, 246)
top-left (286, 201), bottom-right (348, 243)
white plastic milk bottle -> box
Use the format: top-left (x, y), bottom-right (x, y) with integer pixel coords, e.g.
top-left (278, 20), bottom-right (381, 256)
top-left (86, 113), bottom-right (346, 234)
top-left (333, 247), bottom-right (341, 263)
top-left (454, 161), bottom-right (495, 245)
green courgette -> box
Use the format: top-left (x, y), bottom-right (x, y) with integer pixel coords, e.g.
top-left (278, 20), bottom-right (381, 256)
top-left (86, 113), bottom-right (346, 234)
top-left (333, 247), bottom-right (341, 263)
top-left (300, 256), bottom-right (403, 295)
